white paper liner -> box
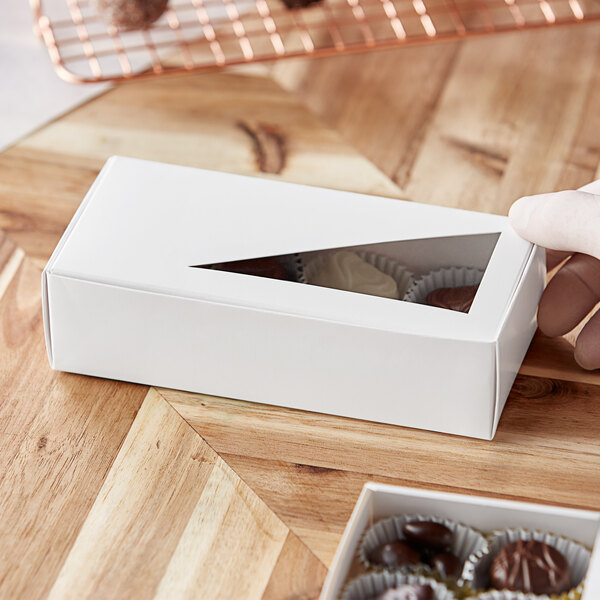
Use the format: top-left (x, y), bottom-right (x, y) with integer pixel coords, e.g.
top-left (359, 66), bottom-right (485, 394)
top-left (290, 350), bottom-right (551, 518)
top-left (359, 514), bottom-right (488, 579)
top-left (403, 267), bottom-right (484, 305)
top-left (462, 528), bottom-right (590, 600)
top-left (341, 572), bottom-right (457, 600)
top-left (301, 251), bottom-right (413, 298)
top-left (270, 252), bottom-right (304, 282)
top-left (474, 592), bottom-right (554, 600)
top-left (291, 252), bottom-right (304, 282)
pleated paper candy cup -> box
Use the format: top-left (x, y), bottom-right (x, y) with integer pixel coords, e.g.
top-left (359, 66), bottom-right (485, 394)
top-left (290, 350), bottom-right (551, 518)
top-left (341, 572), bottom-right (457, 600)
top-left (462, 528), bottom-right (591, 600)
top-left (302, 251), bottom-right (413, 298)
top-left (358, 514), bottom-right (488, 580)
top-left (276, 252), bottom-right (305, 282)
top-left (474, 592), bottom-right (554, 600)
top-left (292, 252), bottom-right (304, 282)
top-left (404, 267), bottom-right (484, 305)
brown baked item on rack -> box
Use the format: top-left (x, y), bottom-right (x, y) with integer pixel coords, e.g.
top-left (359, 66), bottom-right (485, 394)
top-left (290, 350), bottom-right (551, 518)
top-left (95, 0), bottom-right (169, 29)
top-left (280, 0), bottom-right (322, 8)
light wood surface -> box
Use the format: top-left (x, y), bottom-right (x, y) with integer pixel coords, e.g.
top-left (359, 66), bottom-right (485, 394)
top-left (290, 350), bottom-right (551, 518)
top-left (1, 24), bottom-right (600, 600)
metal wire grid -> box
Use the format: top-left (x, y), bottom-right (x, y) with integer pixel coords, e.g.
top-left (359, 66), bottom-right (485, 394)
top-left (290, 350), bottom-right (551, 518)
top-left (32, 0), bottom-right (600, 83)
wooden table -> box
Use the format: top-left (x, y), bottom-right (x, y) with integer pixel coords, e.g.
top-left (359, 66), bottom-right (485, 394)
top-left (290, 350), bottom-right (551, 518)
top-left (1, 23), bottom-right (600, 600)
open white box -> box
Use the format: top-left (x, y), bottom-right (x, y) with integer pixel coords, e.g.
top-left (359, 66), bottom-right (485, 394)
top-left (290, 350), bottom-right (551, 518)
top-left (320, 483), bottom-right (600, 599)
top-left (42, 156), bottom-right (545, 439)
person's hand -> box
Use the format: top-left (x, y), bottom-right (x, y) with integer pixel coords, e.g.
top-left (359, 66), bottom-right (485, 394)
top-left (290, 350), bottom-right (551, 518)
top-left (509, 180), bottom-right (600, 370)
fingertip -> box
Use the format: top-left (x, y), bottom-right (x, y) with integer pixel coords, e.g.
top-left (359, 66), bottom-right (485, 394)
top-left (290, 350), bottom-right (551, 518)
top-left (574, 311), bottom-right (600, 371)
top-left (536, 277), bottom-right (573, 337)
top-left (574, 342), bottom-right (600, 371)
top-left (508, 196), bottom-right (535, 237)
top-left (537, 300), bottom-right (569, 338)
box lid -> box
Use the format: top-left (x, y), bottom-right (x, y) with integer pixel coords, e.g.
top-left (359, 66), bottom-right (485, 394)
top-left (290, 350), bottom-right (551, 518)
top-left (45, 156), bottom-right (534, 342)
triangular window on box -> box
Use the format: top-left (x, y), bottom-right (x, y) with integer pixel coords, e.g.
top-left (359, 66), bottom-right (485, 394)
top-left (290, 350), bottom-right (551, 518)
top-left (191, 233), bottom-right (500, 314)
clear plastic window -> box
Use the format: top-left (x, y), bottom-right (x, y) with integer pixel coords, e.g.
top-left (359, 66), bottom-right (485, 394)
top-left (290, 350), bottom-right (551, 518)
top-left (192, 233), bottom-right (500, 313)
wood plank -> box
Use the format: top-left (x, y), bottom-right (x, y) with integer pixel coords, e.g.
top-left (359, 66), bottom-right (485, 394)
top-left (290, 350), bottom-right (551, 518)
top-left (46, 387), bottom-right (217, 599)
top-left (271, 42), bottom-right (460, 188)
top-left (273, 27), bottom-right (600, 214)
top-left (47, 388), bottom-right (323, 600)
top-left (556, 43), bottom-right (600, 191)
top-left (0, 149), bottom-right (101, 263)
top-left (15, 71), bottom-right (401, 193)
top-left (0, 257), bottom-right (147, 600)
top-left (402, 27), bottom-right (600, 213)
top-left (154, 449), bottom-right (288, 600)
top-left (261, 531), bottom-right (328, 600)
top-left (162, 374), bottom-right (600, 564)
top-left (215, 453), bottom-right (523, 566)
top-left (219, 453), bottom-right (382, 566)
top-left (521, 331), bottom-right (600, 385)
top-left (0, 69), bottom-right (405, 265)
top-left (0, 229), bottom-right (24, 303)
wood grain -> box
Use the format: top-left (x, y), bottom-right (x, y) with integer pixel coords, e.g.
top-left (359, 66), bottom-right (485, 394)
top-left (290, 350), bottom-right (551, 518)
top-left (273, 26), bottom-right (600, 213)
top-left (521, 331), bottom-right (600, 385)
top-left (272, 42), bottom-right (461, 188)
top-left (47, 388), bottom-right (325, 600)
top-left (163, 373), bottom-right (600, 565)
top-left (1, 21), bottom-right (600, 600)
top-left (262, 531), bottom-right (328, 600)
top-left (154, 457), bottom-right (287, 600)
top-left (47, 389), bottom-right (218, 599)
top-left (0, 149), bottom-right (101, 264)
top-left (14, 72), bottom-right (401, 197)
top-left (0, 257), bottom-right (147, 600)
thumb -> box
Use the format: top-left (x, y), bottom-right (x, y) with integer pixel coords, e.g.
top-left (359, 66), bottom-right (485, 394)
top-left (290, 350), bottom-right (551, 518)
top-left (509, 187), bottom-right (600, 260)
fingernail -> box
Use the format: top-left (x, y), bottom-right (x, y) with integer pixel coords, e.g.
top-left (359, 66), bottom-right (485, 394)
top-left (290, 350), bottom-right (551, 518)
top-left (508, 196), bottom-right (535, 234)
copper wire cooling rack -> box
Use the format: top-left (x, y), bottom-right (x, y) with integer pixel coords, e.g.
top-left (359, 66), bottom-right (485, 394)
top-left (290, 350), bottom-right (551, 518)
top-left (32, 0), bottom-right (600, 82)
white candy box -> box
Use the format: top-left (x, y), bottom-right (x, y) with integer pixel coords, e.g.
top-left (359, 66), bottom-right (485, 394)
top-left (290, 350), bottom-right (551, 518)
top-left (42, 156), bottom-right (545, 439)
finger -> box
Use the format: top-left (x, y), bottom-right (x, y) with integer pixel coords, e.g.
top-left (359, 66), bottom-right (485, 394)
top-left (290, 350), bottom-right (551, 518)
top-left (546, 249), bottom-right (571, 271)
top-left (574, 308), bottom-right (600, 370)
top-left (578, 179), bottom-right (600, 195)
top-left (537, 253), bottom-right (600, 337)
top-left (508, 190), bottom-right (600, 260)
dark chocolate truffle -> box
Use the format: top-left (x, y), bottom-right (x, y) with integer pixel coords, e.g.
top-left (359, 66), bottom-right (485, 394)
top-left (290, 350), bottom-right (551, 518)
top-left (368, 541), bottom-right (421, 569)
top-left (210, 257), bottom-right (291, 281)
top-left (372, 584), bottom-right (434, 600)
top-left (425, 285), bottom-right (479, 313)
top-left (280, 0), bottom-right (322, 8)
top-left (95, 0), bottom-right (168, 29)
top-left (402, 521), bottom-right (453, 551)
top-left (431, 551), bottom-right (462, 579)
top-left (489, 539), bottom-right (571, 595)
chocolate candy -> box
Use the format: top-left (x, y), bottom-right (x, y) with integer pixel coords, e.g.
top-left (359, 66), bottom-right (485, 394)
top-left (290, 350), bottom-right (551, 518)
top-left (280, 0), bottom-right (322, 8)
top-left (95, 0), bottom-right (168, 29)
top-left (368, 541), bottom-right (421, 569)
top-left (425, 285), bottom-right (479, 313)
top-left (372, 584), bottom-right (434, 600)
top-left (402, 521), bottom-right (453, 551)
top-left (489, 539), bottom-right (571, 595)
top-left (210, 257), bottom-right (291, 281)
top-left (431, 551), bottom-right (462, 579)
